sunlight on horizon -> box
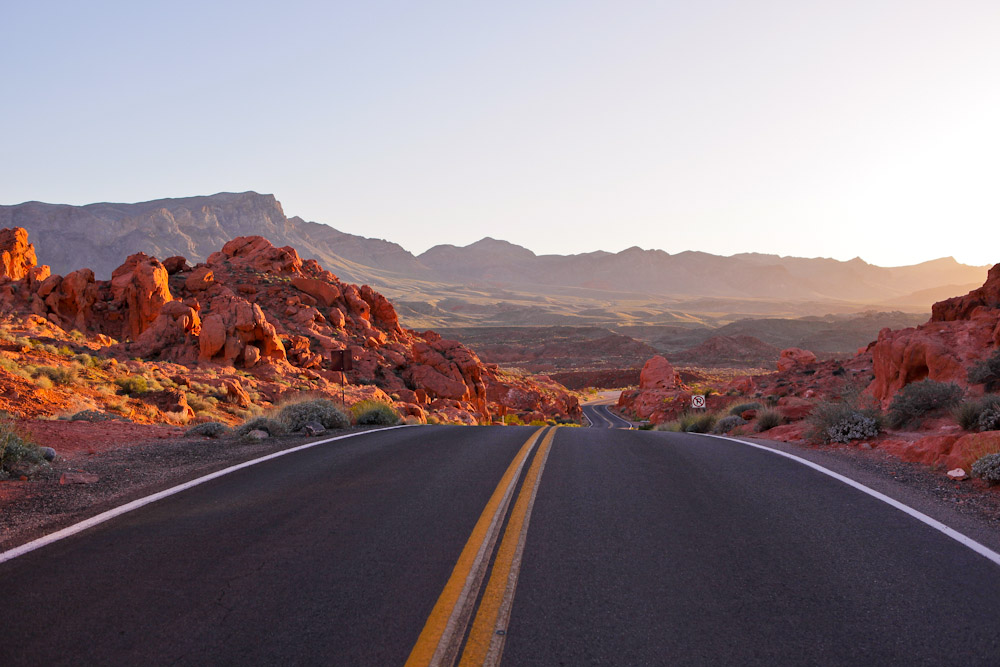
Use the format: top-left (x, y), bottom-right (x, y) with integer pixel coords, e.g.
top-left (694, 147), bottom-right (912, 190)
top-left (1, 1), bottom-right (997, 269)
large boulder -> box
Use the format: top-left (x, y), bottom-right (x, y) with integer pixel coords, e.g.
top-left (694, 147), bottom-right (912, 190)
top-left (0, 227), bottom-right (38, 281)
top-left (109, 253), bottom-right (172, 340)
top-left (776, 348), bottom-right (817, 372)
top-left (639, 355), bottom-right (680, 390)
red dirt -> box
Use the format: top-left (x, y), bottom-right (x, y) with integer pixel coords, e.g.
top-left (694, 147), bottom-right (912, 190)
top-left (21, 420), bottom-right (184, 460)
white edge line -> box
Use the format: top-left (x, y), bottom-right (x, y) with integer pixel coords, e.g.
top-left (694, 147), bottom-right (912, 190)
top-left (0, 424), bottom-right (415, 566)
top-left (699, 433), bottom-right (1000, 568)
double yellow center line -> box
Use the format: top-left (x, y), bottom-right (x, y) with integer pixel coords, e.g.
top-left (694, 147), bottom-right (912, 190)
top-left (406, 426), bottom-right (558, 667)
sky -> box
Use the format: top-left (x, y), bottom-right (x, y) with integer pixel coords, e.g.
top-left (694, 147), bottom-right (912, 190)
top-left (1, 0), bottom-right (998, 267)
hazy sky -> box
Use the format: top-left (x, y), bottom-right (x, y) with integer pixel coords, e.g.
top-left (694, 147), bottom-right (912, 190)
top-left (2, 1), bottom-right (997, 267)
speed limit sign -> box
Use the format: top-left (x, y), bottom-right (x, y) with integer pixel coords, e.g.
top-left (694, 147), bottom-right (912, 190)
top-left (691, 394), bottom-right (706, 409)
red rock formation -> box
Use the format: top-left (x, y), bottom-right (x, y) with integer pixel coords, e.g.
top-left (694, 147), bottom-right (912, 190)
top-left (776, 347), bottom-right (817, 372)
top-left (618, 356), bottom-right (692, 422)
top-left (639, 355), bottom-right (680, 390)
top-left (0, 227), bottom-right (38, 281)
top-left (869, 263), bottom-right (1000, 407)
top-left (0, 228), bottom-right (580, 425)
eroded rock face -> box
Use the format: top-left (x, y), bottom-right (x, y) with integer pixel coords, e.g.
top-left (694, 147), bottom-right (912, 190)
top-left (0, 228), bottom-right (38, 281)
top-left (776, 347), bottom-right (817, 372)
top-left (869, 263), bottom-right (1000, 407)
top-left (0, 228), bottom-right (581, 424)
top-left (639, 355), bottom-right (680, 390)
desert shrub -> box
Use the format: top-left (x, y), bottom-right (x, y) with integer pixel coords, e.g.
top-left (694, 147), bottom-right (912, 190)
top-left (234, 416), bottom-right (287, 437)
top-left (978, 404), bottom-right (1000, 432)
top-left (35, 365), bottom-right (77, 386)
top-left (528, 419), bottom-right (550, 426)
top-left (680, 411), bottom-right (717, 433)
top-left (968, 350), bottom-right (1000, 391)
top-left (0, 419), bottom-right (45, 478)
top-left (807, 401), bottom-right (883, 444)
top-left (115, 375), bottom-right (149, 396)
top-left (278, 399), bottom-right (350, 431)
top-left (887, 380), bottom-right (964, 429)
top-left (34, 375), bottom-right (54, 389)
top-left (971, 452), bottom-right (1000, 484)
top-left (186, 394), bottom-right (216, 414)
top-left (73, 353), bottom-right (100, 368)
top-left (728, 402), bottom-right (761, 416)
top-left (186, 421), bottom-right (231, 438)
top-left (755, 408), bottom-right (785, 432)
top-left (504, 414), bottom-right (525, 426)
top-left (713, 415), bottom-right (747, 434)
top-left (352, 400), bottom-right (400, 426)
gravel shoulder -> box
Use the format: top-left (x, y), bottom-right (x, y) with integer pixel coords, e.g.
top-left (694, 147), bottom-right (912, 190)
top-left (0, 425), bottom-right (388, 553)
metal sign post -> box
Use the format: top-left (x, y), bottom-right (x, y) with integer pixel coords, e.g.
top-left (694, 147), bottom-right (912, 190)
top-left (330, 350), bottom-right (353, 406)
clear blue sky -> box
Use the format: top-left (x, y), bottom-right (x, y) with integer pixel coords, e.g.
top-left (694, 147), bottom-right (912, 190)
top-left (2, 1), bottom-right (997, 267)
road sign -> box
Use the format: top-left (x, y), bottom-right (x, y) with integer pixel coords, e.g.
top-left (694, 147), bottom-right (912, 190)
top-left (330, 350), bottom-right (353, 371)
top-left (691, 394), bottom-right (706, 409)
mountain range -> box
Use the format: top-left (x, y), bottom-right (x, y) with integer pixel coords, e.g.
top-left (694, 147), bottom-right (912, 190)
top-left (1, 191), bottom-right (988, 328)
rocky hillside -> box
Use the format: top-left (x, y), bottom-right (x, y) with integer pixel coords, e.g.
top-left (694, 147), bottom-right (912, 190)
top-left (619, 264), bottom-right (1000, 472)
top-left (0, 228), bottom-right (580, 426)
top-left (2, 192), bottom-right (987, 308)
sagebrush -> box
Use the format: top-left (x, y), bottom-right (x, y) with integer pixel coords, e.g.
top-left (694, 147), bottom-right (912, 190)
top-left (713, 415), bottom-right (747, 434)
top-left (186, 421), bottom-right (231, 438)
top-left (234, 416), bottom-right (287, 437)
top-left (0, 420), bottom-right (45, 479)
top-left (278, 399), bottom-right (350, 431)
top-left (808, 401), bottom-right (883, 444)
top-left (351, 400), bottom-right (400, 426)
top-left (755, 408), bottom-right (785, 432)
top-left (887, 380), bottom-right (963, 428)
top-left (971, 452), bottom-right (1000, 484)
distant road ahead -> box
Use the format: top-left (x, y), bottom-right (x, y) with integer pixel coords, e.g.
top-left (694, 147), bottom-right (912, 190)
top-left (582, 401), bottom-right (633, 428)
top-left (3, 425), bottom-right (1000, 665)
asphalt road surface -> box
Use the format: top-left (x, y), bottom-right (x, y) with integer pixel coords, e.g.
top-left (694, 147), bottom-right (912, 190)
top-left (3, 425), bottom-right (1000, 666)
top-left (581, 401), bottom-right (633, 428)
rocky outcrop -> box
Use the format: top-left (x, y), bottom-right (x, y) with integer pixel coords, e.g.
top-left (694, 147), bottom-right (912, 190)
top-left (0, 228), bottom-right (580, 425)
top-left (870, 264), bottom-right (1000, 407)
top-left (0, 227), bottom-right (38, 281)
top-left (618, 355), bottom-right (692, 422)
top-left (776, 347), bottom-right (817, 372)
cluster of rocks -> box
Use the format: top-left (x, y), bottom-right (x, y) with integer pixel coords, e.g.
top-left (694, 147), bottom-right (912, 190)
top-left (619, 264), bottom-right (1000, 473)
top-left (0, 228), bottom-right (581, 425)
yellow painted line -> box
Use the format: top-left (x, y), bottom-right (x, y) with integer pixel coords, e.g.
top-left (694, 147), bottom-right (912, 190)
top-left (406, 426), bottom-right (548, 667)
top-left (459, 426), bottom-right (558, 667)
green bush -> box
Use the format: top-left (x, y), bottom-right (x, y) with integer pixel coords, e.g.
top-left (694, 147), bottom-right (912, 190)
top-left (503, 414), bottom-right (525, 426)
top-left (675, 411), bottom-right (717, 433)
top-left (971, 452), bottom-right (1000, 484)
top-left (955, 395), bottom-right (1000, 431)
top-left (186, 421), bottom-right (231, 438)
top-left (728, 402), bottom-right (761, 417)
top-left (807, 401), bottom-right (882, 444)
top-left (979, 404), bottom-right (1000, 432)
top-left (0, 420), bottom-right (45, 478)
top-left (351, 400), bottom-right (400, 426)
top-left (755, 408), bottom-right (785, 432)
top-left (887, 380), bottom-right (964, 429)
top-left (278, 399), bottom-right (350, 431)
top-left (234, 416), bottom-right (287, 437)
top-left (968, 350), bottom-right (1000, 391)
top-left (35, 365), bottom-right (77, 386)
top-left (713, 415), bottom-right (747, 434)
top-left (115, 375), bottom-right (149, 396)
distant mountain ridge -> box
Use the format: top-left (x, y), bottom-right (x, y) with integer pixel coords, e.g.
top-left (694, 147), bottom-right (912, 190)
top-left (0, 191), bottom-right (988, 308)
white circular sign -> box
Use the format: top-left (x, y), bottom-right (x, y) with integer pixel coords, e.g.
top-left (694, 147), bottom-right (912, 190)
top-left (691, 394), bottom-right (706, 409)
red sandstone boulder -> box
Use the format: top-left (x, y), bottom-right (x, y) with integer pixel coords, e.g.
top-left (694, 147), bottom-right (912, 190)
top-left (639, 356), bottom-right (680, 390)
top-left (932, 263), bottom-right (1000, 322)
top-left (0, 228), bottom-right (38, 281)
top-left (110, 253), bottom-right (172, 340)
top-left (209, 236), bottom-right (303, 274)
top-left (776, 348), bottom-right (817, 372)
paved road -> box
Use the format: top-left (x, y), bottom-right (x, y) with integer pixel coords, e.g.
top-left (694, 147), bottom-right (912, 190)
top-left (3, 425), bottom-right (1000, 665)
top-left (581, 401), bottom-right (633, 428)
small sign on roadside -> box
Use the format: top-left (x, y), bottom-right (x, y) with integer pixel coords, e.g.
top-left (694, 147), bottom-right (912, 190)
top-left (691, 394), bottom-right (706, 409)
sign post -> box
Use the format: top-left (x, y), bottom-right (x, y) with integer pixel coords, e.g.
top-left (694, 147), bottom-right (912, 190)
top-left (330, 350), bottom-right (353, 406)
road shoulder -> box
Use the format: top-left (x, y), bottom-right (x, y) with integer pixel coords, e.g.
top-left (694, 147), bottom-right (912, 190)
top-left (710, 433), bottom-right (1000, 555)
